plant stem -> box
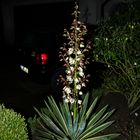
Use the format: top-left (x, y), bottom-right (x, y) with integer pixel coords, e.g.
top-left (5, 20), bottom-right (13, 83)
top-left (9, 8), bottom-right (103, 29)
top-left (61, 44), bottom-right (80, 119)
top-left (73, 5), bottom-right (78, 121)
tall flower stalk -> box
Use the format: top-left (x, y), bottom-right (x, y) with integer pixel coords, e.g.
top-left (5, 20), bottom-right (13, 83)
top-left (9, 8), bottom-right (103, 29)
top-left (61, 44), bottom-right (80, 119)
top-left (59, 0), bottom-right (91, 121)
top-left (30, 1), bottom-right (120, 139)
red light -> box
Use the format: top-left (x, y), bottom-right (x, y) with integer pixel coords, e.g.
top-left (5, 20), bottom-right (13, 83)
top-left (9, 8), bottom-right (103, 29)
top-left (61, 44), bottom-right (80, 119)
top-left (41, 53), bottom-right (48, 64)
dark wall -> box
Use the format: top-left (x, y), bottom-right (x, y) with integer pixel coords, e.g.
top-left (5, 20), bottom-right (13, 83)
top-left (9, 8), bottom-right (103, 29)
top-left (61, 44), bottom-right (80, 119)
top-left (14, 1), bottom-right (74, 43)
top-left (0, 6), bottom-right (4, 45)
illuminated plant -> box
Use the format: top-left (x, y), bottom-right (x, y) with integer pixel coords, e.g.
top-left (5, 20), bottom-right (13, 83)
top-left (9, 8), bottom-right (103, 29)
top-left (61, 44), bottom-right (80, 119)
top-left (30, 1), bottom-right (119, 139)
top-left (59, 0), bottom-right (91, 119)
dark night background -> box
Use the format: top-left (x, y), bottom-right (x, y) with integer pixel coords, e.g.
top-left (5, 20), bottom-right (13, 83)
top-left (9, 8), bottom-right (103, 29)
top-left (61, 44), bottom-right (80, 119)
top-left (0, 1), bottom-right (74, 118)
top-left (0, 0), bottom-right (127, 118)
top-left (14, 2), bottom-right (73, 44)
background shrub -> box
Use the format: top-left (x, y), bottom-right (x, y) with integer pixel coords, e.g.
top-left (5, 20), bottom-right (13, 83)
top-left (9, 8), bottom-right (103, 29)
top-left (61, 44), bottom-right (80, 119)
top-left (0, 104), bottom-right (29, 140)
top-left (92, 0), bottom-right (140, 114)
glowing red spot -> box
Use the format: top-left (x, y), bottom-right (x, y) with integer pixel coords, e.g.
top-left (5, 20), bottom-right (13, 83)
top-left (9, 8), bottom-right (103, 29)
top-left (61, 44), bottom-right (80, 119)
top-left (41, 53), bottom-right (48, 65)
top-left (36, 53), bottom-right (48, 65)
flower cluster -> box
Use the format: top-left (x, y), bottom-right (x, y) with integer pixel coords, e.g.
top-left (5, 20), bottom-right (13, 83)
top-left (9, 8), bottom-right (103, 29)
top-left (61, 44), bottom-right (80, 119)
top-left (59, 2), bottom-right (91, 105)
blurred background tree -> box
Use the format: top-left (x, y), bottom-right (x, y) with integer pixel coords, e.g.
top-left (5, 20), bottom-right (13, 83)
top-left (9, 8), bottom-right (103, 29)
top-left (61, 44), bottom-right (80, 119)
top-left (92, 0), bottom-right (140, 115)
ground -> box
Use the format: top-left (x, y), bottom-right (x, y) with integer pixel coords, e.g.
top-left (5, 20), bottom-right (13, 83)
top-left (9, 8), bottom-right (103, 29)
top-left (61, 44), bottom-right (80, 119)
top-left (98, 93), bottom-right (140, 140)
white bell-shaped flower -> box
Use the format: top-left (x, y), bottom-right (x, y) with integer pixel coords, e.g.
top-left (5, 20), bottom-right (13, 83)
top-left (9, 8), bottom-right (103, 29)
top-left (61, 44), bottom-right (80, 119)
top-left (79, 71), bottom-right (84, 77)
top-left (69, 97), bottom-right (75, 104)
top-left (79, 91), bottom-right (83, 95)
top-left (76, 84), bottom-right (81, 90)
top-left (68, 48), bottom-right (74, 55)
top-left (78, 100), bottom-right (82, 105)
top-left (63, 86), bottom-right (71, 94)
top-left (77, 50), bottom-right (82, 55)
top-left (69, 57), bottom-right (75, 65)
top-left (80, 43), bottom-right (84, 48)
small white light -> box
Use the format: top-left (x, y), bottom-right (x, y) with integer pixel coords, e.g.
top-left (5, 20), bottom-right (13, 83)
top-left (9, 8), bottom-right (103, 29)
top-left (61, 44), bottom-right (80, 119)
top-left (24, 67), bottom-right (29, 73)
top-left (134, 62), bottom-right (137, 66)
top-left (108, 65), bottom-right (110, 68)
top-left (20, 65), bottom-right (29, 74)
top-left (20, 65), bottom-right (24, 70)
top-left (135, 112), bottom-right (138, 117)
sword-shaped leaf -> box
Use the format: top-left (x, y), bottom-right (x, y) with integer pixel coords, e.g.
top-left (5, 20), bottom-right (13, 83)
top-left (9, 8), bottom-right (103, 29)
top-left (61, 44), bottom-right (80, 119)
top-left (85, 97), bottom-right (98, 120)
top-left (34, 107), bottom-right (66, 138)
top-left (79, 121), bottom-right (114, 139)
top-left (85, 133), bottom-right (120, 140)
top-left (34, 122), bottom-right (64, 140)
top-left (47, 96), bottom-right (69, 135)
top-left (89, 109), bottom-right (115, 129)
top-left (87, 105), bottom-right (108, 127)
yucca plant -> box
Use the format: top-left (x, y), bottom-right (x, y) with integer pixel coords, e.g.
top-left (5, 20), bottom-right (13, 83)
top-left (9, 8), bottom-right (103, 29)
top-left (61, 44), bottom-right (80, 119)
top-left (30, 0), bottom-right (119, 139)
top-left (33, 93), bottom-right (119, 140)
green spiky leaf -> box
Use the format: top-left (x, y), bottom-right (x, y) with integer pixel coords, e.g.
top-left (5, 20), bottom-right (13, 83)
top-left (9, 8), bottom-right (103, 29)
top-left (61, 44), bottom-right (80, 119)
top-left (32, 94), bottom-right (119, 140)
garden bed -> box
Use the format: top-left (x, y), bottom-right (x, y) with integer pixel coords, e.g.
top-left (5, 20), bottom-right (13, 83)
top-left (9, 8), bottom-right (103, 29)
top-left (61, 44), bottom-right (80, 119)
top-left (98, 92), bottom-right (140, 139)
